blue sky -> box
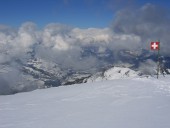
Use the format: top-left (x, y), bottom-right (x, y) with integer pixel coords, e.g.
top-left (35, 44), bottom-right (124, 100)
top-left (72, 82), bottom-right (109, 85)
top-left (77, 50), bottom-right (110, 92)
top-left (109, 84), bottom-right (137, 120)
top-left (0, 0), bottom-right (169, 28)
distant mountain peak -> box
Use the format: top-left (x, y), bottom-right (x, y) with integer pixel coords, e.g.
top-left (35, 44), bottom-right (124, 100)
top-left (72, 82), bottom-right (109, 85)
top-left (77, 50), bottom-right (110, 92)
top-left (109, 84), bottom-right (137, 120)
top-left (86, 66), bottom-right (141, 83)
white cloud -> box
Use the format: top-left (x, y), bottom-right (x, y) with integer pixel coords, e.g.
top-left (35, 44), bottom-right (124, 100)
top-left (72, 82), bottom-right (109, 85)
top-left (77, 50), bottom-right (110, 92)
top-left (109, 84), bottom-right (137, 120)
top-left (52, 35), bottom-right (70, 51)
top-left (71, 28), bottom-right (112, 43)
top-left (0, 22), bottom-right (143, 70)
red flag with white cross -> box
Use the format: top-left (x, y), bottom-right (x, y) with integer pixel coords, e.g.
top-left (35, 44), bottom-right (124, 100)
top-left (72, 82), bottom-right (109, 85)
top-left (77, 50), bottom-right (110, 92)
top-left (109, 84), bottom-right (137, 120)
top-left (150, 42), bottom-right (160, 50)
top-left (150, 41), bottom-right (160, 79)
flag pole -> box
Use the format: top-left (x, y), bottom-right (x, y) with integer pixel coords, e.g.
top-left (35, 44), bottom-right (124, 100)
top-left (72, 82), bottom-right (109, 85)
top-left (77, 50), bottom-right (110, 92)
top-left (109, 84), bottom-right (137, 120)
top-left (157, 40), bottom-right (160, 79)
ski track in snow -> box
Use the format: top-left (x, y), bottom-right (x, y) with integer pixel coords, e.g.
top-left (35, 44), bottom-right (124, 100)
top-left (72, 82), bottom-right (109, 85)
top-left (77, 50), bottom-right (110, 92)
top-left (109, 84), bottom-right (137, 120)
top-left (0, 76), bottom-right (170, 128)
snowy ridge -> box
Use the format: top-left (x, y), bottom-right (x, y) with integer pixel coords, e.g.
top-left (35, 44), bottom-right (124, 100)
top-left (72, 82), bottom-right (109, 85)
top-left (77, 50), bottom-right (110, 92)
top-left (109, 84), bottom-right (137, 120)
top-left (86, 66), bottom-right (140, 83)
top-left (0, 76), bottom-right (170, 128)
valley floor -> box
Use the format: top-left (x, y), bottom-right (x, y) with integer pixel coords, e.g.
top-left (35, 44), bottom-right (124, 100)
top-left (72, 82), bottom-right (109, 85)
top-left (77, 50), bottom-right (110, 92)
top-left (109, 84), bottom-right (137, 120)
top-left (0, 76), bottom-right (170, 128)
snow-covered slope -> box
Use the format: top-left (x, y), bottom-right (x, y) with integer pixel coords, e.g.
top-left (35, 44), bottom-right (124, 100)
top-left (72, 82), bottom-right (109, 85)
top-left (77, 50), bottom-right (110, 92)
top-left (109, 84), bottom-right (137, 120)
top-left (0, 76), bottom-right (170, 128)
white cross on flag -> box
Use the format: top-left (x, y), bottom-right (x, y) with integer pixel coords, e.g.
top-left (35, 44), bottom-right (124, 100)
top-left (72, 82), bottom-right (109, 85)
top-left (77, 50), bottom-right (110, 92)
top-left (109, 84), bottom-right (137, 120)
top-left (151, 42), bottom-right (160, 50)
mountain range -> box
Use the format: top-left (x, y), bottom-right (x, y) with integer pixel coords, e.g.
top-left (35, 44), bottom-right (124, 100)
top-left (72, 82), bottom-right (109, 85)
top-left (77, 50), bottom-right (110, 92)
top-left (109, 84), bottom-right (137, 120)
top-left (0, 47), bottom-right (169, 95)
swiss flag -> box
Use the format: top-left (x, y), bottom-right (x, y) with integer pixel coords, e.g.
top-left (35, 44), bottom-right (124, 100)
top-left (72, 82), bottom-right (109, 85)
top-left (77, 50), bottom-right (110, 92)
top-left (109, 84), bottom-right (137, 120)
top-left (151, 42), bottom-right (160, 50)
